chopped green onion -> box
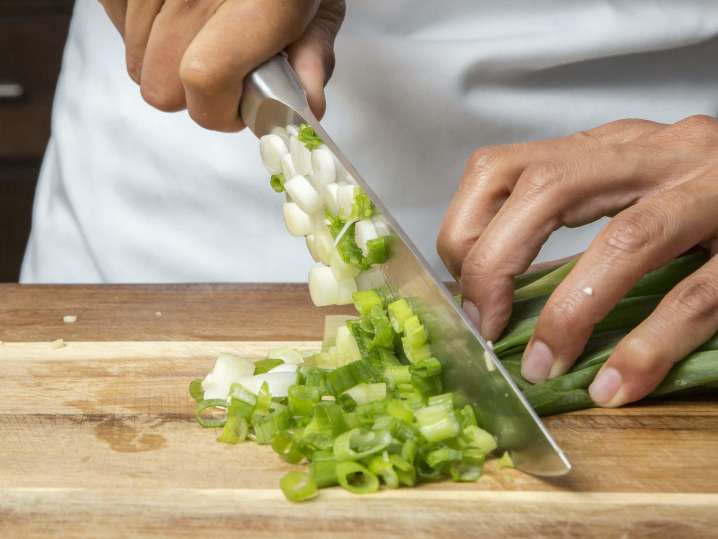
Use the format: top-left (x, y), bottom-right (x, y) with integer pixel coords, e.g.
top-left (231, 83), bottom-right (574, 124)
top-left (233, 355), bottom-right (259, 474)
top-left (427, 393), bottom-right (454, 408)
top-left (253, 358), bottom-right (284, 375)
top-left (387, 399), bottom-right (414, 424)
top-left (228, 394), bottom-right (254, 420)
top-left (497, 451), bottom-right (514, 469)
top-left (384, 365), bottom-right (411, 387)
top-left (426, 447), bottom-right (463, 469)
top-left (390, 454), bottom-right (417, 486)
top-left (255, 381), bottom-right (272, 412)
top-left (403, 315), bottom-right (428, 347)
top-left (343, 382), bottom-right (387, 405)
top-left (280, 471), bottom-right (318, 502)
top-left (288, 385), bottom-right (321, 417)
top-left (461, 425), bottom-right (498, 455)
top-left (415, 404), bottom-right (460, 442)
top-left (402, 338), bottom-right (432, 364)
top-left (189, 379), bottom-right (204, 402)
top-left (411, 357), bottom-right (442, 379)
top-left (309, 451), bottom-right (339, 488)
top-left (369, 452), bottom-right (399, 488)
top-left (335, 461), bottom-right (380, 494)
top-left (366, 236), bottom-right (390, 265)
top-left (297, 123), bottom-right (323, 150)
top-left (195, 399), bottom-right (229, 428)
top-left (271, 430), bottom-right (304, 464)
top-left (450, 462), bottom-right (482, 482)
top-left (270, 173), bottom-right (285, 192)
top-left (352, 289), bottom-right (384, 316)
top-left (216, 416), bottom-right (248, 444)
top-left (333, 428), bottom-right (391, 461)
top-left (349, 188), bottom-right (374, 222)
top-left (303, 402), bottom-right (348, 450)
top-left (387, 298), bottom-right (414, 333)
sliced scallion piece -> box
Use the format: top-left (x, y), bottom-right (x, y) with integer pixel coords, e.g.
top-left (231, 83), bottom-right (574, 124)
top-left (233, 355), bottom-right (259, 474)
top-left (280, 471), bottom-right (318, 502)
top-left (335, 461), bottom-right (380, 494)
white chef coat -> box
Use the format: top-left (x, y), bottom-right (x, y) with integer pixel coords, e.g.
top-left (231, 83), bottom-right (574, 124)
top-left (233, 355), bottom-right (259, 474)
top-left (21, 0), bottom-right (718, 283)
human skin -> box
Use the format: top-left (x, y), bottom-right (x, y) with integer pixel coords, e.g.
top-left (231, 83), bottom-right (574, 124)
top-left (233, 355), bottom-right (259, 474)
top-left (437, 115), bottom-right (718, 407)
top-left (98, 0), bottom-right (345, 131)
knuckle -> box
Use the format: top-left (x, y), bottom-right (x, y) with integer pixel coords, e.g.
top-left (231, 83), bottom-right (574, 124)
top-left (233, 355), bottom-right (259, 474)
top-left (179, 57), bottom-right (230, 96)
top-left (436, 226), bottom-right (471, 276)
top-left (616, 336), bottom-right (659, 376)
top-left (460, 251), bottom-right (494, 284)
top-left (516, 162), bottom-right (565, 196)
top-left (464, 145), bottom-right (506, 182)
top-left (601, 212), bottom-right (655, 255)
top-left (676, 114), bottom-right (718, 131)
top-left (670, 277), bottom-right (718, 320)
top-left (140, 81), bottom-right (184, 112)
top-left (540, 289), bottom-right (587, 330)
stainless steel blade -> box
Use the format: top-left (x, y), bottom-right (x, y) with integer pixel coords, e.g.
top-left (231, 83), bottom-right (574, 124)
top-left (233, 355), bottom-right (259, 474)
top-left (241, 55), bottom-right (571, 476)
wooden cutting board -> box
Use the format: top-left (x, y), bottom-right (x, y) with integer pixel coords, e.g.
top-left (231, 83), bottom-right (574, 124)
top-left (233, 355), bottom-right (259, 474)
top-left (2, 340), bottom-right (717, 539)
top-left (1, 284), bottom-right (717, 538)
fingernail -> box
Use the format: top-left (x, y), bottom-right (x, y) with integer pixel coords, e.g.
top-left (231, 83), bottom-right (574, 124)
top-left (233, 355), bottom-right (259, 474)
top-left (589, 367), bottom-right (622, 405)
top-left (462, 300), bottom-right (481, 328)
top-left (521, 340), bottom-right (554, 383)
top-left (548, 361), bottom-right (567, 379)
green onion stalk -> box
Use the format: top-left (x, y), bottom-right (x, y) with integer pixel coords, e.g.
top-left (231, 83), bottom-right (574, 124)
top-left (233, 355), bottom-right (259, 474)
top-left (497, 250), bottom-right (718, 416)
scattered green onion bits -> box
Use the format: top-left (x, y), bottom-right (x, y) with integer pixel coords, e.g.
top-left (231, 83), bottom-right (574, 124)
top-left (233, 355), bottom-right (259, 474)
top-left (190, 289), bottom-right (505, 501)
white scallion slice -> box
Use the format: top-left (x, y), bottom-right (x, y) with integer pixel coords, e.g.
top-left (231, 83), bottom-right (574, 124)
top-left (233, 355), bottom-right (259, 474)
top-left (284, 175), bottom-right (322, 214)
top-left (335, 325), bottom-right (361, 363)
top-left (311, 226), bottom-right (335, 265)
top-left (324, 182), bottom-right (341, 215)
top-left (201, 353), bottom-right (255, 400)
top-left (259, 134), bottom-right (289, 174)
top-left (270, 126), bottom-right (289, 146)
top-left (283, 201), bottom-right (313, 236)
top-left (330, 248), bottom-right (360, 280)
top-left (310, 147), bottom-right (336, 188)
top-left (356, 266), bottom-right (387, 290)
top-left (286, 124), bottom-right (299, 137)
top-left (336, 277), bottom-right (358, 305)
top-left (309, 264), bottom-right (339, 307)
top-left (306, 234), bottom-right (320, 262)
top-left (354, 219), bottom-right (378, 256)
top-left (235, 371), bottom-right (297, 397)
top-left (372, 216), bottom-right (391, 237)
top-left (337, 184), bottom-right (357, 220)
top-left (280, 153), bottom-right (297, 179)
top-left (322, 314), bottom-right (359, 351)
top-left (267, 346), bottom-right (304, 365)
top-left (290, 135), bottom-right (312, 176)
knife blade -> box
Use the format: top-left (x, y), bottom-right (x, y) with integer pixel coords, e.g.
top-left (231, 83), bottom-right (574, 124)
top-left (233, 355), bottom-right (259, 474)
top-left (241, 55), bottom-right (571, 476)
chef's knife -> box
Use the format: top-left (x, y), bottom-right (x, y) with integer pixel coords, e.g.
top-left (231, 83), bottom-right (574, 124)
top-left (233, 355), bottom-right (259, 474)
top-left (240, 54), bottom-right (571, 476)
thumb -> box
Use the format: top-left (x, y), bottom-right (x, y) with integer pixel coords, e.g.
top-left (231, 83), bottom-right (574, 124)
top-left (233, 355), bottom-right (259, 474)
top-left (286, 0), bottom-right (345, 120)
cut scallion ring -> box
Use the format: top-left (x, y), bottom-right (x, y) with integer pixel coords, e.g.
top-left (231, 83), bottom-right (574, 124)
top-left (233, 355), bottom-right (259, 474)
top-left (280, 471), bottom-right (318, 502)
top-left (195, 399), bottom-right (229, 428)
top-left (335, 461), bottom-right (380, 494)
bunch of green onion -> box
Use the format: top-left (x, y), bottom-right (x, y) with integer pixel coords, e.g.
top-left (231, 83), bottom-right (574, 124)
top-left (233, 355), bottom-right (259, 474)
top-left (496, 250), bottom-right (718, 416)
top-left (189, 290), bottom-right (511, 502)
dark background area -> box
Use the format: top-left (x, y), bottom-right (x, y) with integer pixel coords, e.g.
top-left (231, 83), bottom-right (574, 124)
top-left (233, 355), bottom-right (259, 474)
top-left (0, 0), bottom-right (73, 281)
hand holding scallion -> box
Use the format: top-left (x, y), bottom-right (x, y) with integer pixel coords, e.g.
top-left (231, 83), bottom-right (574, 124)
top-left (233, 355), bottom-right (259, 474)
top-left (438, 115), bottom-right (718, 408)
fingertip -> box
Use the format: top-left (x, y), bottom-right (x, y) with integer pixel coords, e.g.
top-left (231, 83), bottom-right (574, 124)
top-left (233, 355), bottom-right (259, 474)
top-left (588, 367), bottom-right (624, 406)
top-left (291, 54), bottom-right (327, 120)
top-left (462, 300), bottom-right (481, 329)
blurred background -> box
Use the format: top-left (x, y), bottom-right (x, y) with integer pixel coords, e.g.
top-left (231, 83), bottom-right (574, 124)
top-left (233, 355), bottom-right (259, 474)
top-left (0, 0), bottom-right (72, 281)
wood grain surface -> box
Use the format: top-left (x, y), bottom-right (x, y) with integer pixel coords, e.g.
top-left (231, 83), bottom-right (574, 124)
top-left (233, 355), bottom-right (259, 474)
top-left (1, 284), bottom-right (717, 538)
